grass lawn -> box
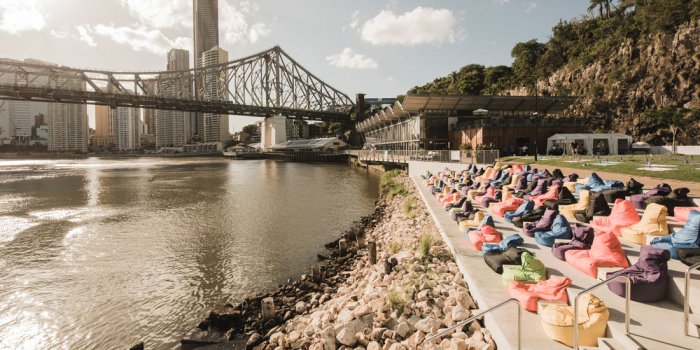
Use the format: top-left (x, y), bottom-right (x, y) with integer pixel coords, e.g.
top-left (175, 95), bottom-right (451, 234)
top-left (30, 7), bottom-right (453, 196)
top-left (498, 154), bottom-right (700, 183)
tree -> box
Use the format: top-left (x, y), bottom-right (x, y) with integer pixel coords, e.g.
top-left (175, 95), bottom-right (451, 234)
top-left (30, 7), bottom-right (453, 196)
top-left (511, 39), bottom-right (547, 89)
top-left (455, 64), bottom-right (485, 95)
top-left (588, 0), bottom-right (612, 18)
top-left (242, 124), bottom-right (258, 136)
top-left (643, 107), bottom-right (700, 154)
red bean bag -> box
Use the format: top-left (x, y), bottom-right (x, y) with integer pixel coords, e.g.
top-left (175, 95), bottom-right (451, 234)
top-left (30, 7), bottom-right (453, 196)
top-left (474, 187), bottom-right (496, 204)
top-left (532, 184), bottom-right (561, 207)
top-left (490, 197), bottom-right (525, 217)
top-left (675, 207), bottom-right (700, 222)
top-left (565, 230), bottom-right (630, 277)
top-left (509, 276), bottom-right (572, 312)
top-left (468, 225), bottom-right (502, 251)
top-left (589, 199), bottom-right (640, 236)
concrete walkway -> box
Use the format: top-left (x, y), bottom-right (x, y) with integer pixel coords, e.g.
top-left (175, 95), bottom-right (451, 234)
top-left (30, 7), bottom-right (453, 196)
top-left (412, 175), bottom-right (700, 350)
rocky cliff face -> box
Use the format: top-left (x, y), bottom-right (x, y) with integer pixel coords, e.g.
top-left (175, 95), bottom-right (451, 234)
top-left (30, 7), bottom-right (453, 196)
top-left (519, 20), bottom-right (700, 144)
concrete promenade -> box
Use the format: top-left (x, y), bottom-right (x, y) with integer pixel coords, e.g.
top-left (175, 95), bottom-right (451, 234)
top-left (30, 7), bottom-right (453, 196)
top-left (412, 171), bottom-right (700, 350)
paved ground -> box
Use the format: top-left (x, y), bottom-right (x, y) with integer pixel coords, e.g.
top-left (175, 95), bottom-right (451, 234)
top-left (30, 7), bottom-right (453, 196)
top-left (412, 174), bottom-right (700, 350)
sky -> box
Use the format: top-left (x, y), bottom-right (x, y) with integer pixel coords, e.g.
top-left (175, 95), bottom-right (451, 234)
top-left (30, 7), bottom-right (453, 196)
top-left (0, 0), bottom-right (590, 132)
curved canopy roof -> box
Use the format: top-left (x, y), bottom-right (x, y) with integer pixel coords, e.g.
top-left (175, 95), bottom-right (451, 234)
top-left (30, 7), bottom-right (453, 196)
top-left (402, 94), bottom-right (577, 114)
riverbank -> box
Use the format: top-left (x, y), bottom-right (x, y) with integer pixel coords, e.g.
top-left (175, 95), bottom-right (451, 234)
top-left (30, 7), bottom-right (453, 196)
top-left (190, 172), bottom-right (494, 350)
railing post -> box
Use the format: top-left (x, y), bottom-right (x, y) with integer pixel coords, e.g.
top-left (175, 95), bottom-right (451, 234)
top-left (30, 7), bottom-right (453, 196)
top-left (684, 262), bottom-right (700, 337)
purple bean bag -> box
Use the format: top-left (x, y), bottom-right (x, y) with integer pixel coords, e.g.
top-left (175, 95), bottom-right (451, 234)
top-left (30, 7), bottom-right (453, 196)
top-left (631, 183), bottom-right (672, 210)
top-left (552, 225), bottom-right (595, 261)
top-left (528, 179), bottom-right (549, 197)
top-left (523, 208), bottom-right (559, 237)
top-left (606, 245), bottom-right (670, 302)
top-left (451, 201), bottom-right (474, 222)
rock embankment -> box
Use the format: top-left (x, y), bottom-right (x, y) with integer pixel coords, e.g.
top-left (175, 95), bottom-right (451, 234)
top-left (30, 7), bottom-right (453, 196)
top-left (224, 174), bottom-right (495, 350)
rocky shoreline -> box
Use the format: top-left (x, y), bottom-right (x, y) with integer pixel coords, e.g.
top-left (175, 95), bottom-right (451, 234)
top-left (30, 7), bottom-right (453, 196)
top-left (190, 173), bottom-right (494, 350)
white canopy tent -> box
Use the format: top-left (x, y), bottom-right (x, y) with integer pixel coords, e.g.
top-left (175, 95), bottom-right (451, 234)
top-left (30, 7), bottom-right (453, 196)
top-left (547, 133), bottom-right (633, 155)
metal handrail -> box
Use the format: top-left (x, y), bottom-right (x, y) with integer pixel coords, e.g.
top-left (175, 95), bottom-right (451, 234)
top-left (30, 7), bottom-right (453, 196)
top-left (683, 261), bottom-right (700, 337)
top-left (422, 298), bottom-right (521, 349)
top-left (573, 275), bottom-right (631, 350)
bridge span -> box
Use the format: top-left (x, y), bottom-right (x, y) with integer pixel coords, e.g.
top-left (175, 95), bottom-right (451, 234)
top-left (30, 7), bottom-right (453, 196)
top-left (0, 46), bottom-right (354, 121)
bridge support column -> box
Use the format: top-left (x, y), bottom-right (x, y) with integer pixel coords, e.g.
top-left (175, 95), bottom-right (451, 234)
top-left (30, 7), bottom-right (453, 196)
top-left (261, 114), bottom-right (287, 151)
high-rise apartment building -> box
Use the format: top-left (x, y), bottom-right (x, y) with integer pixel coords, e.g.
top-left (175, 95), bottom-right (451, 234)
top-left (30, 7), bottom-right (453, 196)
top-left (156, 49), bottom-right (193, 148)
top-left (193, 0), bottom-right (219, 140)
top-left (94, 104), bottom-right (115, 149)
top-left (201, 46), bottom-right (229, 143)
top-left (115, 107), bottom-right (140, 151)
top-left (142, 79), bottom-right (158, 136)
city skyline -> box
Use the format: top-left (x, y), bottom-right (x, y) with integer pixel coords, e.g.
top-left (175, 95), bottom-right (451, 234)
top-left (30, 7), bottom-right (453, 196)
top-left (0, 0), bottom-right (591, 132)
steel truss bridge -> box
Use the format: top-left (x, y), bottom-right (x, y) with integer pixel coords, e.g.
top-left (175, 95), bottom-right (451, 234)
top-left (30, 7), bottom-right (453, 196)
top-left (0, 46), bottom-right (354, 121)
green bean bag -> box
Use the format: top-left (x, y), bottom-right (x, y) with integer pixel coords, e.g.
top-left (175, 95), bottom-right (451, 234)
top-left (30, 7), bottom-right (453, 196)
top-left (502, 252), bottom-right (547, 285)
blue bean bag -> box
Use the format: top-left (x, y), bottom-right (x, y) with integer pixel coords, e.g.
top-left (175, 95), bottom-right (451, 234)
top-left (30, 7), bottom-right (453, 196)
top-left (505, 200), bottom-right (535, 223)
top-left (534, 214), bottom-right (573, 247)
top-left (482, 234), bottom-right (525, 254)
top-left (650, 210), bottom-right (700, 259)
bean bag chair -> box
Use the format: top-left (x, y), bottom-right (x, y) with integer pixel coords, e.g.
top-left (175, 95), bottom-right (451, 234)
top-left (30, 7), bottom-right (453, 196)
top-left (574, 191), bottom-right (611, 223)
top-left (534, 214), bottom-right (573, 247)
top-left (512, 164), bottom-right (524, 174)
top-left (502, 252), bottom-right (547, 284)
top-left (515, 177), bottom-right (541, 198)
top-left (606, 245), bottom-right (670, 302)
top-left (481, 194), bottom-right (501, 208)
top-left (674, 207), bottom-right (700, 222)
top-left (459, 211), bottom-right (485, 231)
top-left (552, 225), bottom-right (595, 261)
top-left (677, 248), bottom-right (700, 266)
top-left (484, 247), bottom-right (531, 274)
top-left (626, 178), bottom-right (645, 195)
top-left (602, 187), bottom-right (628, 204)
top-left (490, 197), bottom-right (525, 217)
top-left (650, 210), bottom-right (700, 259)
top-left (630, 183), bottom-right (672, 210)
top-left (451, 201), bottom-right (474, 222)
top-left (589, 199), bottom-right (640, 237)
top-left (532, 184), bottom-right (561, 207)
top-left (552, 169), bottom-right (565, 179)
top-left (502, 174), bottom-right (521, 193)
top-left (475, 186), bottom-right (496, 204)
top-left (482, 234), bottom-right (524, 254)
top-left (562, 173), bottom-right (579, 183)
top-left (509, 276), bottom-right (572, 312)
top-left (505, 200), bottom-right (535, 223)
top-left (565, 230), bottom-right (630, 277)
top-left (468, 224), bottom-right (502, 251)
top-left (467, 184), bottom-right (488, 201)
top-left (645, 188), bottom-right (692, 216)
top-left (445, 196), bottom-right (468, 211)
top-left (539, 293), bottom-right (609, 347)
top-left (523, 208), bottom-right (559, 237)
top-left (575, 172), bottom-right (605, 194)
top-left (528, 179), bottom-right (549, 197)
top-left (560, 190), bottom-right (590, 220)
top-left (512, 175), bottom-right (528, 192)
top-left (512, 206), bottom-right (547, 229)
top-left (554, 186), bottom-right (577, 206)
top-left (490, 171), bottom-right (510, 187)
top-left (440, 189), bottom-right (462, 205)
top-left (620, 203), bottom-right (669, 245)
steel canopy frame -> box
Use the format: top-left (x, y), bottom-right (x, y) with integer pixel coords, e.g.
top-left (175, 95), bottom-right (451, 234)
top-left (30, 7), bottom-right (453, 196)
top-left (0, 46), bottom-right (354, 121)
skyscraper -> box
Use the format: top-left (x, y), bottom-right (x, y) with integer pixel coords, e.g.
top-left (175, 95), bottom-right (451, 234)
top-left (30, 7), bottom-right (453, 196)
top-left (201, 46), bottom-right (229, 143)
top-left (115, 107), bottom-right (140, 151)
top-left (94, 104), bottom-right (115, 149)
top-left (193, 0), bottom-right (219, 140)
top-left (156, 49), bottom-right (193, 148)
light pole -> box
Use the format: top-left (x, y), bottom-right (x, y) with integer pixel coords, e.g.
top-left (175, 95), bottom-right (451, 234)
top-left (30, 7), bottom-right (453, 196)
top-left (534, 82), bottom-right (539, 162)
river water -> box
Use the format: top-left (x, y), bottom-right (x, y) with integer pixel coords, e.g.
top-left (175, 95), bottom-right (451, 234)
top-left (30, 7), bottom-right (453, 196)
top-left (0, 157), bottom-right (380, 350)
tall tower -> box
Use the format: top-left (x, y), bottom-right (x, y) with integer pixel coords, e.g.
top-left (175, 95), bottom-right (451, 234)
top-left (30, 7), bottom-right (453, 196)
top-left (193, 0), bottom-right (219, 140)
top-left (115, 107), bottom-right (140, 151)
top-left (156, 49), bottom-right (193, 148)
top-left (201, 46), bottom-right (229, 143)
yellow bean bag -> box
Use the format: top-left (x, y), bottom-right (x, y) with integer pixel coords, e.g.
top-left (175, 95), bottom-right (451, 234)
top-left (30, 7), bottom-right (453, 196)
top-left (559, 190), bottom-right (591, 220)
top-left (502, 174), bottom-right (521, 193)
top-left (539, 294), bottom-right (609, 347)
top-left (459, 211), bottom-right (484, 231)
top-left (620, 203), bottom-right (669, 245)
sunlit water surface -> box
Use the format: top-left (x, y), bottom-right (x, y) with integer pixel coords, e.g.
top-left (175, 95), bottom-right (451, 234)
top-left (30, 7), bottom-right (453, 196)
top-left (0, 157), bottom-right (379, 349)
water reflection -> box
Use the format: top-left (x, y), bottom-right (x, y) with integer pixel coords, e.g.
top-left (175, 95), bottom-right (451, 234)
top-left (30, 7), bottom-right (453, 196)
top-left (0, 158), bottom-right (379, 349)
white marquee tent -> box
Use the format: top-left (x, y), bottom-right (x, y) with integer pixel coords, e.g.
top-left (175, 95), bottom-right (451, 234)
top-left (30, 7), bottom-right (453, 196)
top-left (547, 133), bottom-right (633, 155)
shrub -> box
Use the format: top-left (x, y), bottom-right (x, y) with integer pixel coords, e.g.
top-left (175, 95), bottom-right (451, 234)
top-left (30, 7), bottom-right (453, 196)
top-left (419, 234), bottom-right (434, 259)
top-left (380, 170), bottom-right (408, 198)
top-left (389, 241), bottom-right (401, 255)
top-left (403, 198), bottom-right (418, 218)
top-left (386, 288), bottom-right (405, 312)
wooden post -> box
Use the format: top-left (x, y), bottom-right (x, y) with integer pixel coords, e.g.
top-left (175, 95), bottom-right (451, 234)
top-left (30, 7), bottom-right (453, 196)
top-left (368, 241), bottom-right (377, 264)
top-left (338, 239), bottom-right (347, 256)
top-left (312, 265), bottom-right (322, 282)
top-left (261, 297), bottom-right (276, 320)
top-left (384, 258), bottom-right (393, 274)
top-left (357, 232), bottom-right (365, 248)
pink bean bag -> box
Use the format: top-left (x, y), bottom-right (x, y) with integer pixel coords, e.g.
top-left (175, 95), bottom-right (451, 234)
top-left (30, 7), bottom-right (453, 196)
top-left (474, 187), bottom-right (496, 204)
top-left (532, 184), bottom-right (561, 207)
top-left (468, 225), bottom-right (502, 251)
top-left (589, 199), bottom-right (640, 236)
top-left (509, 276), bottom-right (572, 312)
top-left (490, 198), bottom-right (525, 217)
top-left (565, 230), bottom-right (630, 277)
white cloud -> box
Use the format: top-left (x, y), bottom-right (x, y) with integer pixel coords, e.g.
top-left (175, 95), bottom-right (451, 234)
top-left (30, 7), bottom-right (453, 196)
top-left (326, 48), bottom-right (378, 69)
top-left (220, 1), bottom-right (271, 45)
top-left (525, 2), bottom-right (538, 13)
top-left (360, 7), bottom-right (458, 46)
top-left (76, 25), bottom-right (97, 47)
top-left (50, 29), bottom-right (69, 39)
top-left (87, 24), bottom-right (191, 55)
top-left (349, 11), bottom-right (360, 30)
top-left (119, 0), bottom-right (192, 29)
top-left (0, 0), bottom-right (46, 34)
top-left (493, 0), bottom-right (511, 5)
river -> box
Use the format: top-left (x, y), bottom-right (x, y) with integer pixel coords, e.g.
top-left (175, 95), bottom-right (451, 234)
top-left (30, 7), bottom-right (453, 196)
top-left (0, 157), bottom-right (380, 350)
